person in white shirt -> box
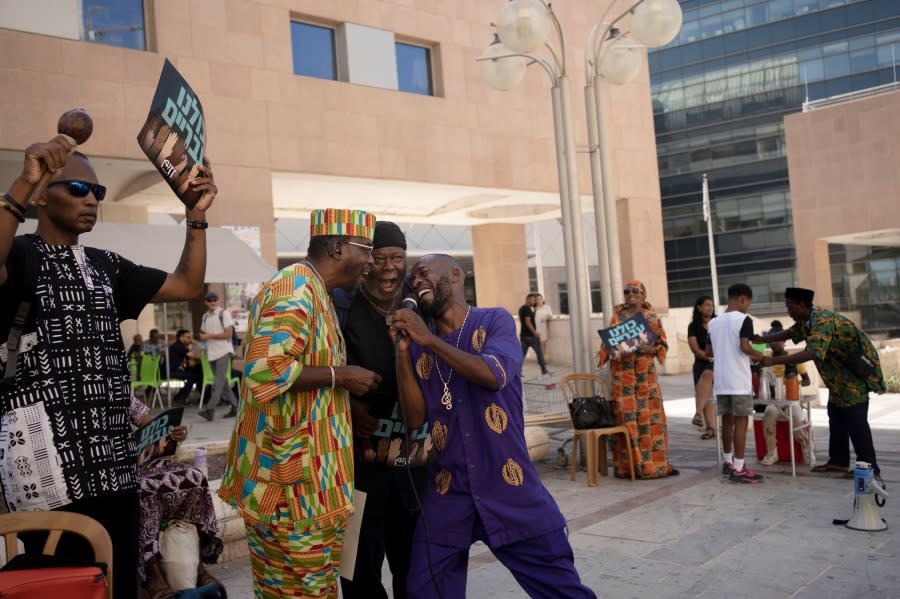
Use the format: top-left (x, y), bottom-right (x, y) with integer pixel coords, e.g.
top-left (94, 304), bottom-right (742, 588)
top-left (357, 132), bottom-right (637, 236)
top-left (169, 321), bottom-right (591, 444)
top-left (534, 293), bottom-right (553, 360)
top-left (198, 290), bottom-right (238, 420)
top-left (706, 283), bottom-right (764, 484)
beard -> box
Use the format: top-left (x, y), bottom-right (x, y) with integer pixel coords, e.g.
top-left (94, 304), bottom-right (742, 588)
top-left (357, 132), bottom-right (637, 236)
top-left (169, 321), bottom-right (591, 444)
top-left (420, 275), bottom-right (453, 318)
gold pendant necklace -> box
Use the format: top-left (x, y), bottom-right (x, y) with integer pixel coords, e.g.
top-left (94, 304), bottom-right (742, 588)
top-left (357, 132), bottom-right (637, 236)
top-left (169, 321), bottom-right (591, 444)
top-left (433, 305), bottom-right (471, 411)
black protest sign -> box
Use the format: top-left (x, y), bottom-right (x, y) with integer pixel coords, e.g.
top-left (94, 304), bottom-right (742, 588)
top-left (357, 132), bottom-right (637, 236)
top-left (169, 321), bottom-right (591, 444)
top-left (137, 59), bottom-right (207, 209)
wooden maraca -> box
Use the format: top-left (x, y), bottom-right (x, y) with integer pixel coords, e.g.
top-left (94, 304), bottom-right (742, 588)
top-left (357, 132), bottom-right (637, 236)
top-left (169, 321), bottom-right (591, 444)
top-left (27, 108), bottom-right (94, 204)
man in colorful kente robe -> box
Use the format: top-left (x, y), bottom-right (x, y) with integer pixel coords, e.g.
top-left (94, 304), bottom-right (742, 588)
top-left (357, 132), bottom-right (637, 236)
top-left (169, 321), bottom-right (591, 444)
top-left (218, 208), bottom-right (382, 598)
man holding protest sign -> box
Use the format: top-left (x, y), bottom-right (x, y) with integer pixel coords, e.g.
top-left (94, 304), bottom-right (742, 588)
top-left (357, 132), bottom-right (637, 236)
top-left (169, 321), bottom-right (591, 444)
top-left (0, 123), bottom-right (217, 598)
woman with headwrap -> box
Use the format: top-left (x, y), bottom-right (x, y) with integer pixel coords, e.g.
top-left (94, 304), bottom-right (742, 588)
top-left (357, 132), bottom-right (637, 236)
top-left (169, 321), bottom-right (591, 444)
top-left (598, 280), bottom-right (677, 479)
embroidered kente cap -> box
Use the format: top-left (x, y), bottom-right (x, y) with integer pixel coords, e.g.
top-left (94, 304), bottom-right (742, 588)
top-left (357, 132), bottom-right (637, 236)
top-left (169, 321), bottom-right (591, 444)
top-left (309, 208), bottom-right (376, 241)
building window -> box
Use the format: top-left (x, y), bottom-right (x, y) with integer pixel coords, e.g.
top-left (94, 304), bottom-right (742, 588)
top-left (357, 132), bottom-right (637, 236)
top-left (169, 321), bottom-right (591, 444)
top-left (395, 42), bottom-right (433, 96)
top-left (291, 22), bottom-right (338, 80)
top-left (82, 0), bottom-right (146, 50)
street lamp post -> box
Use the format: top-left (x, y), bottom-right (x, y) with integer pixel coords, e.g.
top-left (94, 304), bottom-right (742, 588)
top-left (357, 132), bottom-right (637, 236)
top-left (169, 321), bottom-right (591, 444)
top-left (481, 7), bottom-right (594, 374)
top-left (585, 0), bottom-right (682, 323)
top-left (481, 0), bottom-right (681, 369)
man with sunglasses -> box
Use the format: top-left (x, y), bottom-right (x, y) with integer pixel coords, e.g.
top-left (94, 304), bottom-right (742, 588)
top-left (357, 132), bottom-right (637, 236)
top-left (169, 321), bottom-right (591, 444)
top-left (219, 208), bottom-right (383, 598)
top-left (0, 134), bottom-right (217, 598)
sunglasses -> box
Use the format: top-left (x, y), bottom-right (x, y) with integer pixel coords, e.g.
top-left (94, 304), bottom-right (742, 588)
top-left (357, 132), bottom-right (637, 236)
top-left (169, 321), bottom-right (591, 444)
top-left (48, 179), bottom-right (107, 201)
top-left (623, 287), bottom-right (642, 295)
top-left (205, 298), bottom-right (218, 302)
top-left (342, 240), bottom-right (374, 254)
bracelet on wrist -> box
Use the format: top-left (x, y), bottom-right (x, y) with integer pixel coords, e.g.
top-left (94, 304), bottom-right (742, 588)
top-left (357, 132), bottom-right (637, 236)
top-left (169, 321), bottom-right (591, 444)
top-left (328, 365), bottom-right (336, 390)
top-left (186, 219), bottom-right (208, 230)
top-left (3, 193), bottom-right (26, 215)
top-left (0, 198), bottom-right (25, 223)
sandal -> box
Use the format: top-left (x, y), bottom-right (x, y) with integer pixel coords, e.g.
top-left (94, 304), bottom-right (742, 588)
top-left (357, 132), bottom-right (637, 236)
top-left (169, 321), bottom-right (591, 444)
top-left (811, 462), bottom-right (848, 474)
top-left (691, 413), bottom-right (704, 427)
top-left (701, 428), bottom-right (715, 440)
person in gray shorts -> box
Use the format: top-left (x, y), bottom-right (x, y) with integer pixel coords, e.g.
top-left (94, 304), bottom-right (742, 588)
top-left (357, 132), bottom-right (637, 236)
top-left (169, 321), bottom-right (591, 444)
top-left (706, 284), bottom-right (765, 484)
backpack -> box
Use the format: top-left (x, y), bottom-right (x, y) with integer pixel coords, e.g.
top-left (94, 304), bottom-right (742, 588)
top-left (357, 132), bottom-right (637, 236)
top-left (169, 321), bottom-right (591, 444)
top-left (217, 310), bottom-right (241, 348)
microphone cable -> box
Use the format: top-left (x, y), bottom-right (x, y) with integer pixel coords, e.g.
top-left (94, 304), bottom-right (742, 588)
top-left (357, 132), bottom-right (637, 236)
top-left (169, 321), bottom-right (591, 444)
top-left (393, 319), bottom-right (444, 599)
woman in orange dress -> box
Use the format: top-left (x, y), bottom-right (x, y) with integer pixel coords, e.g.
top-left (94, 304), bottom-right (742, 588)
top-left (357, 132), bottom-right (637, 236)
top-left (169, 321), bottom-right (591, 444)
top-left (598, 280), bottom-right (677, 479)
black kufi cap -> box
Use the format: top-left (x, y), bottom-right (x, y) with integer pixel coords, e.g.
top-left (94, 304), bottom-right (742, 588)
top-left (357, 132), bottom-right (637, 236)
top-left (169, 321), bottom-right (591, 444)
top-left (784, 287), bottom-right (814, 304)
top-left (373, 221), bottom-right (406, 250)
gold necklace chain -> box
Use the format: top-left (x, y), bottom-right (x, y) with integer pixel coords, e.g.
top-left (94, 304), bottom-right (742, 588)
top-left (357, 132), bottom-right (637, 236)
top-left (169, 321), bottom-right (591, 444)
top-left (434, 305), bottom-right (471, 411)
top-left (359, 285), bottom-right (398, 322)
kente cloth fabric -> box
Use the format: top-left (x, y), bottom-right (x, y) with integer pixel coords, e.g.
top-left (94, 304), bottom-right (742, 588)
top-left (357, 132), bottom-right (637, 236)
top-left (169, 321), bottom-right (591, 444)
top-left (407, 307), bottom-right (567, 549)
top-left (309, 208), bottom-right (376, 240)
top-left (599, 303), bottom-right (673, 479)
top-left (0, 234), bottom-right (165, 512)
top-left (245, 514), bottom-right (344, 598)
top-left (787, 307), bottom-right (885, 407)
top-left (218, 261), bottom-right (353, 533)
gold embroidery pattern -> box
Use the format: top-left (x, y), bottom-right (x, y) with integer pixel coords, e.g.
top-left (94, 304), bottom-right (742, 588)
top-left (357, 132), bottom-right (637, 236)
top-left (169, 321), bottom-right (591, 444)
top-left (502, 458), bottom-right (524, 486)
top-left (432, 421), bottom-right (448, 452)
top-left (484, 403), bottom-right (508, 434)
top-left (472, 326), bottom-right (487, 353)
top-left (435, 469), bottom-right (452, 495)
top-left (415, 353), bottom-right (433, 380)
top-left (484, 354), bottom-right (507, 388)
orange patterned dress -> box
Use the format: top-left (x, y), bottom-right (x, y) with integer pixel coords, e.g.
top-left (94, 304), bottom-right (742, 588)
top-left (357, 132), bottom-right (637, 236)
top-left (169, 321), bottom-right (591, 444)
top-left (598, 304), bottom-right (674, 479)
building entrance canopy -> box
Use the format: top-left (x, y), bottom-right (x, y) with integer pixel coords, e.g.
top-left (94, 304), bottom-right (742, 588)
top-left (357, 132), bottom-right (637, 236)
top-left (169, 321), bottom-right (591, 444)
top-left (19, 220), bottom-right (274, 284)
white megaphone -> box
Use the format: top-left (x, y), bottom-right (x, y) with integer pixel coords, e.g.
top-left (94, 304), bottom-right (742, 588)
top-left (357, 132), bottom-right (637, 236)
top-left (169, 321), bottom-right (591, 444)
top-left (845, 461), bottom-right (888, 532)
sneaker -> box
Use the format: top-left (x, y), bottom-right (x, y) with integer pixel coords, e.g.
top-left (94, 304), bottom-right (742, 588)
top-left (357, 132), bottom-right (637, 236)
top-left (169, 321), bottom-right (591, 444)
top-left (721, 462), bottom-right (734, 477)
top-left (760, 453), bottom-right (779, 466)
top-left (729, 467), bottom-right (764, 484)
top-left (199, 409), bottom-right (214, 422)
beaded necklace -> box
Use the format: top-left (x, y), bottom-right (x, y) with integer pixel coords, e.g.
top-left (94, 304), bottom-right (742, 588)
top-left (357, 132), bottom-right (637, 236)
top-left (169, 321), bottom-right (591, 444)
top-left (433, 304), bottom-right (471, 411)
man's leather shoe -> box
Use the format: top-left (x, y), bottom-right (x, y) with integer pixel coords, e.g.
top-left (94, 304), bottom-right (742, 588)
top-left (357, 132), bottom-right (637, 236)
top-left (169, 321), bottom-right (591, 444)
top-left (224, 407), bottom-right (237, 418)
top-left (199, 409), bottom-right (214, 421)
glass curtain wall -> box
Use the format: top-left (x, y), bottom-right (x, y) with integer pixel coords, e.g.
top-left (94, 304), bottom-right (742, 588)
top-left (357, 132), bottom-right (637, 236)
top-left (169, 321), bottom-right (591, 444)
top-left (649, 0), bottom-right (900, 308)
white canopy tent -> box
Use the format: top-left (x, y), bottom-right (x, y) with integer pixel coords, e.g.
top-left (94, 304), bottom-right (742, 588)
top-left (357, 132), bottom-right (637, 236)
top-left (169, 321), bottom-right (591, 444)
top-left (19, 220), bottom-right (275, 283)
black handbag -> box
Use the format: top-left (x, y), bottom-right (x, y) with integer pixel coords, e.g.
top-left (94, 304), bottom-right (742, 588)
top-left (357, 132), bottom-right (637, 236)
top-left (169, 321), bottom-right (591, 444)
top-left (843, 329), bottom-right (876, 380)
top-left (569, 395), bottom-right (617, 429)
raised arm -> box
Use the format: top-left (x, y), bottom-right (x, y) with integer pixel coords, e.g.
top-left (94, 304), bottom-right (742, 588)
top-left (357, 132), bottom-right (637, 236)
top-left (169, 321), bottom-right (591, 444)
top-left (151, 158), bottom-right (216, 302)
top-left (1, 136), bottom-right (77, 286)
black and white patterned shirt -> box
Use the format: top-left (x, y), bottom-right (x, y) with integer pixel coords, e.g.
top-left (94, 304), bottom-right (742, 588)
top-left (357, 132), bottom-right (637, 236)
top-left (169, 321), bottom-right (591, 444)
top-left (0, 234), bottom-right (166, 512)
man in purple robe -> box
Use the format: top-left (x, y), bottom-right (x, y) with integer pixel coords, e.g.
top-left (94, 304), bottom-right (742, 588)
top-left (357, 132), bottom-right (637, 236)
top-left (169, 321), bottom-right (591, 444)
top-left (390, 254), bottom-right (594, 598)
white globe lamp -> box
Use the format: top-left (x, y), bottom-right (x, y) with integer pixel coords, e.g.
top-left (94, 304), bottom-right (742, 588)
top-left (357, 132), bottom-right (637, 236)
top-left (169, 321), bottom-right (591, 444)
top-left (480, 35), bottom-right (528, 91)
top-left (496, 0), bottom-right (552, 54)
top-left (630, 0), bottom-right (683, 48)
top-left (598, 36), bottom-right (643, 84)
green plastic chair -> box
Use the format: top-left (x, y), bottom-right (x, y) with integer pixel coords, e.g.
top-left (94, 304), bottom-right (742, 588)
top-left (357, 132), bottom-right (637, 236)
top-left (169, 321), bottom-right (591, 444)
top-left (132, 354), bottom-right (162, 409)
top-left (128, 355), bottom-right (140, 381)
top-left (198, 354), bottom-right (215, 410)
top-left (226, 355), bottom-right (240, 395)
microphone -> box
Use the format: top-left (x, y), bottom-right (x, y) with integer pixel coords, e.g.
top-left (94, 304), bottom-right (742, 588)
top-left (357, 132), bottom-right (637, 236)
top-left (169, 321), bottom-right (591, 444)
top-left (394, 296), bottom-right (418, 341)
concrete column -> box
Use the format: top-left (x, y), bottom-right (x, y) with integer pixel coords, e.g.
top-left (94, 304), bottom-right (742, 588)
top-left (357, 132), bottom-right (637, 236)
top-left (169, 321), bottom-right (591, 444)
top-left (471, 223), bottom-right (529, 317)
top-left (617, 195), bottom-right (670, 312)
top-left (205, 165), bottom-right (276, 267)
top-left (812, 239), bottom-right (834, 310)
